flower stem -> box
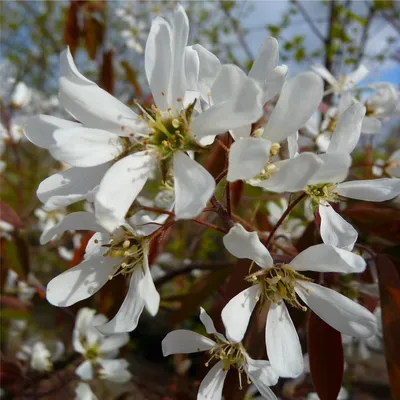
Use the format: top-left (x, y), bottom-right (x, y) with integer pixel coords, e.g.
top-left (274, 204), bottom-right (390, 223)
top-left (264, 192), bottom-right (307, 249)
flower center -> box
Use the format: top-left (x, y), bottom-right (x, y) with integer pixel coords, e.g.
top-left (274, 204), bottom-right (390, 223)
top-left (206, 341), bottom-right (250, 389)
top-left (101, 229), bottom-right (146, 280)
top-left (139, 101), bottom-right (202, 159)
top-left (304, 183), bottom-right (338, 207)
top-left (84, 344), bottom-right (100, 361)
top-left (247, 265), bottom-right (311, 310)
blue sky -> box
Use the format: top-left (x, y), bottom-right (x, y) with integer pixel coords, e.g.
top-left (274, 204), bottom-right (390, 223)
top-left (239, 0), bottom-right (399, 85)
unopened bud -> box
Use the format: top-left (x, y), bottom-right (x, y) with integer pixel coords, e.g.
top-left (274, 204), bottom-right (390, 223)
top-left (270, 143), bottom-right (281, 156)
top-left (172, 119), bottom-right (180, 128)
top-left (253, 127), bottom-right (264, 137)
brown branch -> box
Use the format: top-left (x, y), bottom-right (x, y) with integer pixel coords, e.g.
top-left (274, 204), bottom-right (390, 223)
top-left (291, 0), bottom-right (326, 42)
top-left (264, 192), bottom-right (307, 249)
top-left (219, 0), bottom-right (254, 61)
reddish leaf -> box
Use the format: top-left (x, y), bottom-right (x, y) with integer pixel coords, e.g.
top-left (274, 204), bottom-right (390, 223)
top-left (100, 50), bottom-right (114, 94)
top-left (0, 296), bottom-right (29, 310)
top-left (343, 202), bottom-right (400, 246)
top-left (64, 1), bottom-right (80, 57)
top-left (84, 15), bottom-right (104, 60)
top-left (230, 180), bottom-right (244, 210)
top-left (376, 253), bottom-right (400, 398)
top-left (0, 201), bottom-right (23, 229)
top-left (308, 311), bottom-right (344, 400)
top-left (69, 232), bottom-right (94, 268)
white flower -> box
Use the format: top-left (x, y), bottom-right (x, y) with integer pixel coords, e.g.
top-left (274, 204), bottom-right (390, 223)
top-left (34, 207), bottom-right (66, 233)
top-left (75, 382), bottom-right (98, 400)
top-left (221, 224), bottom-right (376, 378)
top-left (41, 211), bottom-right (160, 334)
top-left (305, 103), bottom-right (400, 250)
top-left (311, 63), bottom-right (368, 94)
top-left (73, 308), bottom-right (131, 383)
top-left (11, 82), bottom-right (32, 108)
top-left (17, 338), bottom-right (64, 372)
top-left (4, 269), bottom-right (36, 303)
top-left (362, 83), bottom-right (399, 134)
top-left (162, 308), bottom-right (279, 400)
top-left (385, 149), bottom-right (400, 178)
top-left (227, 71), bottom-right (324, 185)
top-left (24, 4), bottom-right (263, 232)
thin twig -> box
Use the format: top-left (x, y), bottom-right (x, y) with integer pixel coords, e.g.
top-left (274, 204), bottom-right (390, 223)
top-left (291, 0), bottom-right (325, 42)
top-left (264, 193), bottom-right (307, 248)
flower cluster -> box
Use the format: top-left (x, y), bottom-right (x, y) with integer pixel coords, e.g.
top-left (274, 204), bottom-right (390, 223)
top-left (21, 3), bottom-right (400, 399)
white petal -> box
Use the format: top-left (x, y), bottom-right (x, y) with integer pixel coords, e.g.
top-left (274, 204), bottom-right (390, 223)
top-left (98, 358), bottom-right (132, 383)
top-left (221, 285), bottom-right (261, 343)
top-left (40, 211), bottom-right (105, 244)
top-left (162, 330), bottom-right (216, 356)
top-left (245, 357), bottom-right (279, 398)
top-left (311, 64), bottom-right (337, 85)
top-left (185, 47), bottom-right (200, 90)
top-left (190, 44), bottom-right (221, 100)
top-left (337, 178), bottom-right (400, 201)
top-left (249, 37), bottom-right (278, 83)
top-left (46, 256), bottom-right (115, 307)
top-left (289, 243), bottom-right (365, 273)
top-left (309, 152), bottom-right (351, 185)
top-left (173, 151), bottom-right (215, 219)
top-left (229, 125), bottom-right (252, 141)
top-left (211, 64), bottom-right (250, 105)
top-left (98, 333), bottom-right (129, 353)
top-left (76, 360), bottom-right (93, 381)
top-left (49, 128), bottom-right (123, 167)
top-left (319, 203), bottom-right (358, 250)
top-left (227, 137), bottom-right (271, 182)
top-left (75, 382), bottom-right (97, 400)
top-left (252, 153), bottom-right (323, 192)
top-left (198, 361), bottom-right (227, 400)
top-left (287, 132), bottom-right (299, 159)
top-left (262, 65), bottom-right (288, 103)
top-left (168, 4), bottom-right (189, 109)
top-left (199, 307), bottom-right (218, 335)
top-left (223, 224), bottom-right (273, 268)
top-left (266, 301), bottom-right (303, 378)
top-left (96, 268), bottom-right (145, 334)
top-left (191, 69), bottom-right (263, 138)
top-left (59, 48), bottom-right (144, 134)
top-left (361, 116), bottom-right (382, 134)
top-left (23, 115), bottom-right (79, 149)
top-left (95, 152), bottom-right (155, 232)
top-left (37, 164), bottom-right (108, 211)
top-left (263, 72), bottom-right (323, 143)
top-left (295, 282), bottom-right (376, 337)
top-left (328, 103), bottom-right (366, 154)
top-left (145, 17), bottom-right (172, 110)
top-left (345, 64), bottom-right (369, 87)
top-left (138, 253), bottom-right (160, 316)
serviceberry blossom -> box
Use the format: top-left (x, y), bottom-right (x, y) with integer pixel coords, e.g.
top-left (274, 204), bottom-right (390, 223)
top-left (24, 4), bottom-right (263, 232)
top-left (75, 382), bottom-right (98, 400)
top-left (17, 338), bottom-right (64, 373)
top-left (311, 63), bottom-right (369, 95)
top-left (304, 102), bottom-right (400, 250)
top-left (221, 224), bottom-right (376, 377)
top-left (73, 308), bottom-right (131, 382)
top-left (41, 211), bottom-right (160, 334)
top-left (162, 308), bottom-right (279, 400)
